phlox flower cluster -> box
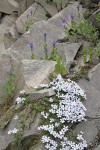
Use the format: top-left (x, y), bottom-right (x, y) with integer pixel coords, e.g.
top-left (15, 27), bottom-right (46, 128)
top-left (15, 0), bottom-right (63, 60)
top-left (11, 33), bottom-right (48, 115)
top-left (20, 90), bottom-right (25, 94)
top-left (15, 97), bottom-right (26, 104)
top-left (38, 74), bottom-right (87, 150)
top-left (14, 115), bottom-right (18, 120)
top-left (41, 136), bottom-right (57, 150)
top-left (60, 134), bottom-right (87, 150)
top-left (8, 128), bottom-right (18, 135)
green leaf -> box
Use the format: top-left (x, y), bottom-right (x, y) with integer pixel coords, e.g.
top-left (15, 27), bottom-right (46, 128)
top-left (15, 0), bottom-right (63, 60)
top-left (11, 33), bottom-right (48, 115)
top-left (55, 64), bottom-right (60, 73)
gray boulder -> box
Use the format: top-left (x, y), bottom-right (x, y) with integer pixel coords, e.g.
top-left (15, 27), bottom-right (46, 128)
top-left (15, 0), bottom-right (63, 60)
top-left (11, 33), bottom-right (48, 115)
top-left (25, 88), bottom-right (55, 101)
top-left (0, 13), bottom-right (18, 59)
top-left (74, 63), bottom-right (100, 146)
top-left (74, 119), bottom-right (99, 145)
top-left (56, 42), bottom-right (82, 70)
top-left (53, 0), bottom-right (70, 11)
top-left (16, 2), bottom-right (47, 34)
top-left (0, 112), bottom-right (41, 150)
top-left (3, 2), bottom-right (83, 60)
top-left (0, 0), bottom-right (19, 14)
top-left (21, 60), bottom-right (56, 89)
top-left (0, 59), bottom-right (56, 149)
top-left (95, 145), bottom-right (100, 150)
top-left (18, 0), bottom-right (35, 16)
top-left (4, 2), bottom-right (48, 49)
top-left (29, 142), bottom-right (46, 150)
top-left (35, 0), bottom-right (58, 16)
top-left (13, 59), bottom-right (56, 99)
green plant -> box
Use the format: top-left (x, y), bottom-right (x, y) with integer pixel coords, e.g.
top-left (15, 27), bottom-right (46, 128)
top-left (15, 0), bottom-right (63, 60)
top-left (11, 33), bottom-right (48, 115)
top-left (95, 43), bottom-right (100, 58)
top-left (89, 47), bottom-right (93, 63)
top-left (3, 69), bottom-right (15, 100)
top-left (55, 55), bottom-right (66, 76)
top-left (50, 45), bottom-right (59, 61)
top-left (42, 37), bottom-right (67, 76)
top-left (64, 19), bottom-right (98, 42)
top-left (31, 53), bottom-right (35, 59)
top-left (69, 21), bottom-right (78, 36)
top-left (32, 97), bottom-right (50, 112)
top-left (43, 33), bottom-right (49, 60)
top-left (13, 130), bottom-right (23, 146)
top-left (24, 19), bottom-right (34, 32)
top-left (28, 42), bottom-right (35, 59)
top-left (78, 20), bottom-right (98, 42)
top-left (15, 94), bottom-right (30, 105)
top-left (96, 12), bottom-right (100, 21)
top-left (83, 49), bottom-right (86, 65)
top-left (83, 47), bottom-right (93, 64)
top-left (49, 73), bottom-right (55, 81)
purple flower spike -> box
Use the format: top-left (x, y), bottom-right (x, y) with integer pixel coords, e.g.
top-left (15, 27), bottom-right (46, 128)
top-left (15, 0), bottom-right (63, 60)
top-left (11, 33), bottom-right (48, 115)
top-left (44, 49), bottom-right (48, 54)
top-left (28, 42), bottom-right (33, 48)
top-left (87, 22), bottom-right (92, 25)
top-left (70, 13), bottom-right (75, 20)
top-left (43, 33), bottom-right (47, 40)
top-left (52, 40), bottom-right (57, 46)
top-left (77, 4), bottom-right (80, 10)
top-left (44, 33), bottom-right (46, 37)
top-left (62, 19), bottom-right (67, 25)
top-left (68, 13), bottom-right (75, 20)
top-left (8, 69), bottom-right (12, 75)
top-left (29, 7), bottom-right (32, 16)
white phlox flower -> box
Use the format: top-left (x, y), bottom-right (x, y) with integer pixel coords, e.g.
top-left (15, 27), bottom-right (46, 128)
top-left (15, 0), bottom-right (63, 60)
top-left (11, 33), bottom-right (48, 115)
top-left (14, 115), bottom-right (18, 120)
top-left (8, 128), bottom-right (18, 135)
top-left (37, 75), bottom-right (87, 150)
top-left (15, 97), bottom-right (25, 104)
top-left (20, 90), bottom-right (25, 94)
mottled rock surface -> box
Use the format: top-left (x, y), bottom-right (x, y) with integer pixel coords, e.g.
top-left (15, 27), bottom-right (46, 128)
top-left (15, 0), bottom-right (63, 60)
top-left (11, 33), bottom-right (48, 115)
top-left (74, 63), bottom-right (100, 146)
top-left (0, 0), bottom-right (19, 14)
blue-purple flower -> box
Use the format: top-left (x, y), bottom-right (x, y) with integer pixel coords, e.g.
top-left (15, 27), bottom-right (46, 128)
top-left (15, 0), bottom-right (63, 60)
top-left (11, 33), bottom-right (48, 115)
top-left (44, 33), bottom-right (47, 37)
top-left (8, 69), bottom-right (12, 75)
top-left (68, 13), bottom-right (75, 20)
top-left (87, 22), bottom-right (92, 25)
top-left (28, 41), bottom-right (34, 48)
top-left (43, 33), bottom-right (47, 41)
top-left (61, 19), bottom-right (67, 25)
top-left (29, 7), bottom-right (33, 16)
top-left (52, 40), bottom-right (57, 46)
top-left (44, 49), bottom-right (48, 54)
top-left (77, 4), bottom-right (80, 11)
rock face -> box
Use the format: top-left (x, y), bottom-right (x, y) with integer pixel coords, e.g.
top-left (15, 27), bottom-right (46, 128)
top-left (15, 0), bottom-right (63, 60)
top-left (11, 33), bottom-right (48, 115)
top-left (3, 2), bottom-right (83, 60)
top-left (16, 2), bottom-right (48, 34)
top-left (26, 88), bottom-right (55, 101)
top-left (0, 0), bottom-right (19, 14)
top-left (18, 0), bottom-right (35, 16)
top-left (74, 63), bottom-right (100, 146)
top-left (95, 145), bottom-right (100, 150)
top-left (0, 1), bottom-right (100, 150)
top-left (0, 60), bottom-right (56, 150)
top-left (21, 60), bottom-right (56, 88)
top-left (0, 13), bottom-right (18, 59)
top-left (52, 0), bottom-right (70, 11)
top-left (35, 0), bottom-right (58, 16)
top-left (29, 142), bottom-right (46, 150)
top-left (0, 112), bottom-right (41, 150)
top-left (4, 2), bottom-right (48, 49)
top-left (3, 1), bottom-right (83, 51)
